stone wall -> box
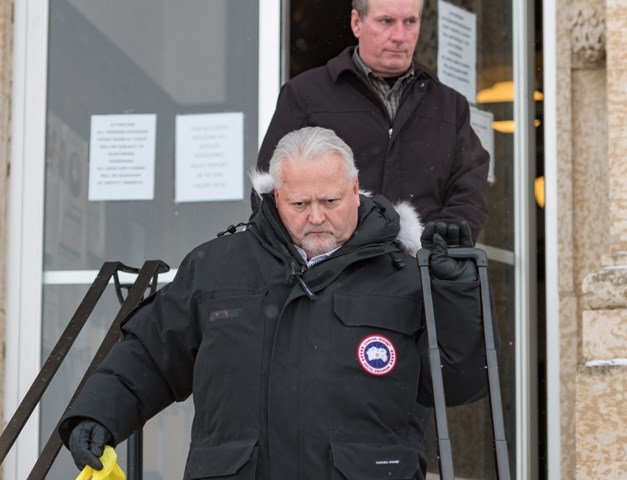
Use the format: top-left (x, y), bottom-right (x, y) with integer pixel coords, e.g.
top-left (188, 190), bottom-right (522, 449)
top-left (573, 0), bottom-right (627, 478)
top-left (556, 0), bottom-right (577, 476)
top-left (0, 0), bottom-right (13, 451)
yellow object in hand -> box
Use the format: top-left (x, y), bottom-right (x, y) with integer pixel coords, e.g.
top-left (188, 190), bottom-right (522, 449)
top-left (76, 445), bottom-right (125, 480)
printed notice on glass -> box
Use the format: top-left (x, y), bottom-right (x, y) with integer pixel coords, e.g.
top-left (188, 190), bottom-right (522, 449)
top-left (470, 106), bottom-right (495, 184)
top-left (175, 112), bottom-right (244, 203)
top-left (88, 114), bottom-right (156, 201)
top-left (438, 1), bottom-right (477, 103)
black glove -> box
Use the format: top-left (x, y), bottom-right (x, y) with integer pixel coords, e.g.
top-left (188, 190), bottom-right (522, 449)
top-left (68, 418), bottom-right (112, 470)
top-left (420, 221), bottom-right (474, 249)
top-left (422, 222), bottom-right (476, 281)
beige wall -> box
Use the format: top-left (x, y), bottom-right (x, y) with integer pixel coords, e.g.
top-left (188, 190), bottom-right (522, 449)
top-left (565, 0), bottom-right (627, 478)
top-left (555, 1), bottom-right (576, 476)
top-left (0, 0), bottom-right (13, 447)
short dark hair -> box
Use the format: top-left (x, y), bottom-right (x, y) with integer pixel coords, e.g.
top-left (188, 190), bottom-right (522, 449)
top-left (352, 0), bottom-right (424, 20)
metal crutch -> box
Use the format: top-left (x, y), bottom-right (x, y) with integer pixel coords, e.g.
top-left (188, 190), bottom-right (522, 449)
top-left (417, 247), bottom-right (511, 480)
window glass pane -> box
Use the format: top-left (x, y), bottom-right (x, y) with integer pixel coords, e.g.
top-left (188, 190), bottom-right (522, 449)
top-left (42, 1), bottom-right (260, 477)
top-left (44, 0), bottom-right (259, 272)
top-left (422, 1), bottom-right (518, 476)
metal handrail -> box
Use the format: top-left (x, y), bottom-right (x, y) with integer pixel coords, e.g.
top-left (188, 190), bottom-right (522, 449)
top-left (0, 259), bottom-right (168, 479)
top-left (0, 262), bottom-right (125, 463)
top-left (28, 259), bottom-right (169, 480)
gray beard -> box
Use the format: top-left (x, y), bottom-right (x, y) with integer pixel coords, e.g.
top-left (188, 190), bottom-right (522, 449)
top-left (302, 234), bottom-right (338, 259)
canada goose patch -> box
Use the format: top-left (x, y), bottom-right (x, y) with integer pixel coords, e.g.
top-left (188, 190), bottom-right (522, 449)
top-left (357, 335), bottom-right (397, 376)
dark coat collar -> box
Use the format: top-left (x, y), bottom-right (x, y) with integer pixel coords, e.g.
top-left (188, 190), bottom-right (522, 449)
top-left (326, 46), bottom-right (439, 85)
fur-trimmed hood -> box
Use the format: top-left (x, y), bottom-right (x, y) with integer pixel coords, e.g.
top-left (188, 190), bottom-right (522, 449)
top-left (250, 170), bottom-right (423, 257)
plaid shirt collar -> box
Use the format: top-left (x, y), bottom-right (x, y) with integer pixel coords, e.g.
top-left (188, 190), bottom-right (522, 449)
top-left (352, 48), bottom-right (415, 120)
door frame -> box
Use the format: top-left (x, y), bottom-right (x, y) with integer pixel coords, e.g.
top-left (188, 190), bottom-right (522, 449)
top-left (4, 1), bottom-right (49, 478)
top-left (513, 1), bottom-right (539, 478)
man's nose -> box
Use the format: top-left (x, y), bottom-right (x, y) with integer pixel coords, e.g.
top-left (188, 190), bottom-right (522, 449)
top-left (390, 22), bottom-right (406, 41)
top-left (308, 204), bottom-right (326, 224)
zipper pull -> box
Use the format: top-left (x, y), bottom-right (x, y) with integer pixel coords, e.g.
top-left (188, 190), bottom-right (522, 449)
top-left (285, 260), bottom-right (298, 286)
top-left (388, 128), bottom-right (393, 139)
top-left (296, 275), bottom-right (317, 300)
top-left (285, 260), bottom-right (317, 299)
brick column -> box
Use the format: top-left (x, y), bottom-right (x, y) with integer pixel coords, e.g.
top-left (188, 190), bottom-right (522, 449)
top-left (576, 1), bottom-right (627, 478)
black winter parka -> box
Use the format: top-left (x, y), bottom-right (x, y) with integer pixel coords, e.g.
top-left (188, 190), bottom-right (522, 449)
top-left (60, 189), bottom-right (489, 480)
top-left (256, 47), bottom-right (490, 242)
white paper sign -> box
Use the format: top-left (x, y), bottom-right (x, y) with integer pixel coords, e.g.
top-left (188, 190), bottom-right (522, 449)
top-left (88, 114), bottom-right (156, 201)
top-left (470, 106), bottom-right (496, 184)
top-left (438, 1), bottom-right (477, 103)
top-left (175, 112), bottom-right (244, 203)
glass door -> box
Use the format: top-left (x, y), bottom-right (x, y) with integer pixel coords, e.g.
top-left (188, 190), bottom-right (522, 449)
top-left (287, 0), bottom-right (539, 478)
top-left (5, 0), bottom-right (280, 477)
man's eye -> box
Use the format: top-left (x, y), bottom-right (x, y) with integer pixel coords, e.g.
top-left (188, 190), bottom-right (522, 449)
top-left (404, 18), bottom-right (418, 26)
top-left (292, 202), bottom-right (305, 209)
top-left (326, 199), bottom-right (338, 206)
top-left (381, 18), bottom-right (393, 25)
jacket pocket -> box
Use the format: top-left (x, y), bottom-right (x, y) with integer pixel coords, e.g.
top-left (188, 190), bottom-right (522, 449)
top-left (197, 293), bottom-right (266, 378)
top-left (333, 292), bottom-right (421, 335)
top-left (330, 441), bottom-right (420, 480)
top-left (194, 294), bottom-right (265, 437)
top-left (187, 439), bottom-right (257, 479)
top-left (332, 292), bottom-right (421, 380)
top-left (330, 293), bottom-right (423, 445)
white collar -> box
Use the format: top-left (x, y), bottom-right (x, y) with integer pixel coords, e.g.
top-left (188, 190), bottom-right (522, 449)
top-left (293, 244), bottom-right (342, 267)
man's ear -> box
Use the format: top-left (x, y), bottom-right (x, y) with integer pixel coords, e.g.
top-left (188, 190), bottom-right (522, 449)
top-left (350, 10), bottom-right (361, 38)
top-left (353, 179), bottom-right (360, 205)
top-left (274, 189), bottom-right (279, 202)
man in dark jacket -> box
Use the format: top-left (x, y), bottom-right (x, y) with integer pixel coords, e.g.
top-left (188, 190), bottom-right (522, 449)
top-left (256, 0), bottom-right (490, 243)
top-left (61, 127), bottom-right (488, 479)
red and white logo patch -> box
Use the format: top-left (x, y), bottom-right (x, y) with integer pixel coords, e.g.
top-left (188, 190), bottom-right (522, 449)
top-left (357, 334), bottom-right (397, 376)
